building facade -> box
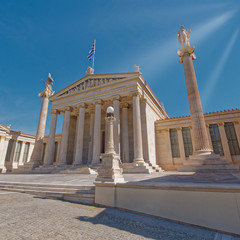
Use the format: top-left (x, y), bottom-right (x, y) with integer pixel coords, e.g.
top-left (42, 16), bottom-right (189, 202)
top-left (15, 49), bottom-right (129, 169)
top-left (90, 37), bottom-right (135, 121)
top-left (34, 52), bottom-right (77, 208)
top-left (155, 109), bottom-right (240, 170)
top-left (40, 70), bottom-right (169, 172)
top-left (0, 124), bottom-right (35, 173)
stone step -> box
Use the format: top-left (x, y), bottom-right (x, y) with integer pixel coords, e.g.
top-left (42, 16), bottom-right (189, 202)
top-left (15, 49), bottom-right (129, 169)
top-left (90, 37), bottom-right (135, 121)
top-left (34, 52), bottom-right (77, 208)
top-left (0, 182), bottom-right (95, 190)
top-left (0, 185), bottom-right (95, 194)
top-left (0, 186), bottom-right (95, 205)
top-left (178, 164), bottom-right (239, 173)
top-left (183, 159), bottom-right (230, 166)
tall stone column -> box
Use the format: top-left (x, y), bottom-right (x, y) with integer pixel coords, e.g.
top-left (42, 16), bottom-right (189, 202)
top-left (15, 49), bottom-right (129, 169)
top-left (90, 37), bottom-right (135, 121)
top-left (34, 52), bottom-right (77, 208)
top-left (26, 74), bottom-right (54, 169)
top-left (177, 127), bottom-right (186, 161)
top-left (206, 124), bottom-right (213, 150)
top-left (88, 111), bottom-right (95, 164)
top-left (0, 137), bottom-right (8, 172)
top-left (73, 104), bottom-right (85, 165)
top-left (58, 107), bottom-right (71, 166)
top-left (44, 110), bottom-right (58, 166)
top-left (18, 141), bottom-right (26, 166)
top-left (122, 103), bottom-right (129, 163)
top-left (233, 121), bottom-right (240, 148)
top-left (177, 26), bottom-right (238, 172)
top-left (218, 122), bottom-right (232, 161)
top-left (178, 45), bottom-right (212, 156)
top-left (132, 93), bottom-right (144, 163)
top-left (113, 96), bottom-right (120, 154)
top-left (92, 101), bottom-right (102, 165)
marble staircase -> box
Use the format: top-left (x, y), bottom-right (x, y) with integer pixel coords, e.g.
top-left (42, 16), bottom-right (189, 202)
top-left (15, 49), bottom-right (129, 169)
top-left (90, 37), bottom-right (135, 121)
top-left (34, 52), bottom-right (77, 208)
top-left (0, 182), bottom-right (95, 205)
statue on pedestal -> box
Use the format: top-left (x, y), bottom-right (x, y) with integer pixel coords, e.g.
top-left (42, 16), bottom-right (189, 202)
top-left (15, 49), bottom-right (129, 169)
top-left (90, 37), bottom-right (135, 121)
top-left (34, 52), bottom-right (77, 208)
top-left (177, 25), bottom-right (191, 47)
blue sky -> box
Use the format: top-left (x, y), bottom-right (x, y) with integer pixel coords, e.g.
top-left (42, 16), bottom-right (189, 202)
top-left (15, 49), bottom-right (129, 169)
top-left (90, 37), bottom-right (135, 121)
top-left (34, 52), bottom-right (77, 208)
top-left (0, 0), bottom-right (239, 135)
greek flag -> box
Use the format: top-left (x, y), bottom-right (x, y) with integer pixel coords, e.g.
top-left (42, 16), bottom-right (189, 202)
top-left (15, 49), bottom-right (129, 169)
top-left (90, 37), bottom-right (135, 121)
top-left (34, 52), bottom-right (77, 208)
top-left (87, 41), bottom-right (95, 61)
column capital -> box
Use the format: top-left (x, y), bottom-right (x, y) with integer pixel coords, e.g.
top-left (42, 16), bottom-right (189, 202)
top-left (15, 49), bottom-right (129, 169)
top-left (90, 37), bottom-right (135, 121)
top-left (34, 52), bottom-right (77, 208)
top-left (217, 122), bottom-right (225, 127)
top-left (160, 129), bottom-right (169, 133)
top-left (94, 100), bottom-right (103, 106)
top-left (76, 103), bottom-right (86, 109)
top-left (112, 95), bottom-right (121, 101)
top-left (64, 106), bottom-right (72, 112)
top-left (121, 103), bottom-right (129, 109)
top-left (132, 91), bottom-right (141, 98)
top-left (50, 109), bottom-right (59, 114)
top-left (234, 121), bottom-right (240, 125)
top-left (177, 46), bottom-right (196, 63)
top-left (177, 127), bottom-right (182, 131)
top-left (140, 97), bottom-right (147, 103)
top-left (205, 124), bottom-right (210, 128)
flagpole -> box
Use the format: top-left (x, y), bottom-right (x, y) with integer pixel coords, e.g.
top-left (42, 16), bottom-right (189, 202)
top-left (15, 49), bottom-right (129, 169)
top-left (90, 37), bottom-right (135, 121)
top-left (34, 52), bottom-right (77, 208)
top-left (92, 40), bottom-right (96, 69)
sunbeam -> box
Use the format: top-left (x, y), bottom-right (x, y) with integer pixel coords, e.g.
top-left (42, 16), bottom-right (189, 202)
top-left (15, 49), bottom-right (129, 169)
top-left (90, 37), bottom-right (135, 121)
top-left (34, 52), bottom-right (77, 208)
top-left (202, 29), bottom-right (239, 108)
top-left (124, 10), bottom-right (236, 80)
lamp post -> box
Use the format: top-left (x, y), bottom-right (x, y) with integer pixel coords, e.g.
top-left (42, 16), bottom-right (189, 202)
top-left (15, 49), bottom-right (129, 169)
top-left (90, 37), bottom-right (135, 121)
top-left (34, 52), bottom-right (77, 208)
top-left (95, 106), bottom-right (125, 183)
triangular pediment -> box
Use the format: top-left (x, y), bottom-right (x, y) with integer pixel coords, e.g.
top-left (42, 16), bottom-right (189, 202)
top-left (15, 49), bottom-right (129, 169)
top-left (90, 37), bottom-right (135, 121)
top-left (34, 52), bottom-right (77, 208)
top-left (51, 72), bottom-right (139, 100)
top-left (0, 124), bottom-right (9, 131)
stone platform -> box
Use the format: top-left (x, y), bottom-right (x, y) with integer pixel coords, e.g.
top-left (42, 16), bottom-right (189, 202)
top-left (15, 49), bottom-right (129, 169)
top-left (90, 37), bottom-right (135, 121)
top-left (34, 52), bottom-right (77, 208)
top-left (1, 172), bottom-right (240, 235)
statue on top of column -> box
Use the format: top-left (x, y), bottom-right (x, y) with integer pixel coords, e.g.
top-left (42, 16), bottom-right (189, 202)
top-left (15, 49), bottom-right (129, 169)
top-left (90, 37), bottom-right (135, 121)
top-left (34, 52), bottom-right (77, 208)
top-left (177, 25), bottom-right (191, 47)
top-left (39, 73), bottom-right (54, 98)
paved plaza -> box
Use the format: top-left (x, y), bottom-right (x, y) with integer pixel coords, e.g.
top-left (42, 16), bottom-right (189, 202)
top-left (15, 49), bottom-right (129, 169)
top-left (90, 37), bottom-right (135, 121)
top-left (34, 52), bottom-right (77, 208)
top-left (0, 190), bottom-right (239, 240)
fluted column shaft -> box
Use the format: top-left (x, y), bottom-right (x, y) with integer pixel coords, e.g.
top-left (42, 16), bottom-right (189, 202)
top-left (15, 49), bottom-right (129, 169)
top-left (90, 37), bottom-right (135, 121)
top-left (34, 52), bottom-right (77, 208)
top-left (113, 97), bottom-right (120, 154)
top-left (181, 50), bottom-right (212, 154)
top-left (133, 94), bottom-right (144, 162)
top-left (44, 110), bottom-right (58, 166)
top-left (88, 112), bottom-right (95, 164)
top-left (73, 104), bottom-right (85, 165)
top-left (92, 102), bottom-right (101, 164)
top-left (58, 107), bottom-right (71, 165)
top-left (30, 96), bottom-right (49, 165)
top-left (122, 104), bottom-right (129, 162)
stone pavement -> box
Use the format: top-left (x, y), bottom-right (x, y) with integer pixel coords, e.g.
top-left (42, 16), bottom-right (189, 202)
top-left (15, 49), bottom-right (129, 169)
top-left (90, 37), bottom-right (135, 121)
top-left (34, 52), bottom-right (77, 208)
top-left (0, 190), bottom-right (239, 240)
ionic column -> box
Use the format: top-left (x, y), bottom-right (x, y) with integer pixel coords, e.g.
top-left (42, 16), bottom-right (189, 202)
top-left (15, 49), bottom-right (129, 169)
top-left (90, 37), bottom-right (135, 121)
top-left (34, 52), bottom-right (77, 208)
top-left (58, 107), bottom-right (71, 165)
top-left (88, 111), bottom-right (95, 164)
top-left (122, 103), bottom-right (129, 163)
top-left (177, 44), bottom-right (212, 156)
top-left (177, 127), bottom-right (186, 161)
top-left (113, 96), bottom-right (120, 154)
top-left (233, 121), bottom-right (240, 147)
top-left (27, 143), bottom-right (34, 163)
top-left (92, 101), bottom-right (102, 164)
top-left (0, 137), bottom-right (8, 169)
top-left (18, 141), bottom-right (26, 166)
top-left (73, 104), bottom-right (85, 165)
top-left (218, 122), bottom-right (232, 161)
top-left (44, 110), bottom-right (58, 166)
top-left (206, 124), bottom-right (213, 150)
top-left (132, 93), bottom-right (144, 163)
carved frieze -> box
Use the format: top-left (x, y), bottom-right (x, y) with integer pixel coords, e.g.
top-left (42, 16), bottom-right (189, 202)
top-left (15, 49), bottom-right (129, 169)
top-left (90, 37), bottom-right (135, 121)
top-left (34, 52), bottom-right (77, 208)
top-left (59, 77), bottom-right (125, 97)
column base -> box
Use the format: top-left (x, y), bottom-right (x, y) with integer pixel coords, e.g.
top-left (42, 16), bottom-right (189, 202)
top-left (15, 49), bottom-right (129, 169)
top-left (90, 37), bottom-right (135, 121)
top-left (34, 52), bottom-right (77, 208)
top-left (122, 162), bottom-right (154, 173)
top-left (95, 153), bottom-right (125, 183)
top-left (0, 166), bottom-right (7, 173)
top-left (178, 152), bottom-right (239, 173)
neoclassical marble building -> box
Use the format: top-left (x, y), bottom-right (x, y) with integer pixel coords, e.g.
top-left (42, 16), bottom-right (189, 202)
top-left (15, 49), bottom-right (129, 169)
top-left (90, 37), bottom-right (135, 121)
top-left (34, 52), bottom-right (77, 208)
top-left (0, 124), bottom-right (35, 173)
top-left (38, 68), bottom-right (169, 173)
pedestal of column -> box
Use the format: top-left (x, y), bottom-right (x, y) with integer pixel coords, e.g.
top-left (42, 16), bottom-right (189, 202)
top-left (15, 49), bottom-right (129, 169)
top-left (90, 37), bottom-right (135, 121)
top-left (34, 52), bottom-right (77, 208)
top-left (177, 45), bottom-right (239, 173)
